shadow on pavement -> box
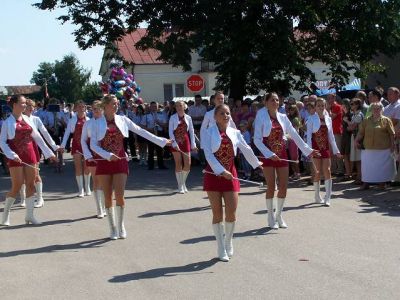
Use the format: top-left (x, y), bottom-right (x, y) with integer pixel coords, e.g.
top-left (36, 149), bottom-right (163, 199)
top-left (138, 205), bottom-right (210, 218)
top-left (0, 216), bottom-right (95, 230)
top-left (180, 227), bottom-right (273, 245)
top-left (253, 202), bottom-right (321, 215)
top-left (0, 238), bottom-right (110, 258)
top-left (124, 191), bottom-right (177, 200)
top-left (109, 258), bottom-right (218, 282)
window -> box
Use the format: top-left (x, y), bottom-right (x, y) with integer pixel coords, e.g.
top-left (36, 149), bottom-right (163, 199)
top-left (164, 83), bottom-right (185, 101)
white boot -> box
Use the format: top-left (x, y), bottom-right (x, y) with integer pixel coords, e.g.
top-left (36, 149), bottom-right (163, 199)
top-left (25, 196), bottom-right (41, 225)
top-left (84, 174), bottom-right (92, 196)
top-left (313, 182), bottom-right (324, 204)
top-left (175, 172), bottom-right (185, 194)
top-left (324, 179), bottom-right (332, 207)
top-left (76, 176), bottom-right (84, 197)
top-left (116, 206), bottom-right (127, 239)
top-left (106, 207), bottom-right (118, 240)
top-left (1, 197), bottom-right (16, 226)
top-left (212, 223), bottom-right (229, 262)
top-left (182, 171), bottom-right (189, 193)
top-left (98, 190), bottom-right (106, 217)
top-left (225, 221), bottom-right (235, 258)
top-left (19, 184), bottom-right (26, 207)
top-left (276, 197), bottom-right (288, 228)
top-left (34, 182), bottom-right (44, 208)
top-left (266, 198), bottom-right (278, 229)
top-left (94, 190), bottom-right (103, 218)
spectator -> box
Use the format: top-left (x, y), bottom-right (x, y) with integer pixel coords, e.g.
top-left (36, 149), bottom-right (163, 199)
top-left (356, 102), bottom-right (395, 190)
top-left (340, 98), bottom-right (352, 181)
top-left (347, 98), bottom-right (363, 184)
top-left (355, 90), bottom-right (369, 115)
top-left (238, 120), bottom-right (252, 179)
top-left (188, 94), bottom-right (207, 134)
top-left (287, 104), bottom-right (301, 179)
top-left (327, 93), bottom-right (344, 176)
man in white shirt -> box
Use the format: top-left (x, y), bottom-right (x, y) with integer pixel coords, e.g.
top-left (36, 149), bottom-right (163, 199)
top-left (188, 94), bottom-right (207, 134)
top-left (383, 87), bottom-right (400, 126)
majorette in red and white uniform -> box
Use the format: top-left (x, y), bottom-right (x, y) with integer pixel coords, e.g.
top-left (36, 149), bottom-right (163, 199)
top-left (254, 107), bottom-right (313, 229)
top-left (81, 117), bottom-right (106, 218)
top-left (90, 114), bottom-right (168, 240)
top-left (0, 114), bottom-right (54, 226)
top-left (169, 112), bottom-right (196, 193)
top-left (61, 114), bottom-right (91, 197)
top-left (306, 112), bottom-right (340, 206)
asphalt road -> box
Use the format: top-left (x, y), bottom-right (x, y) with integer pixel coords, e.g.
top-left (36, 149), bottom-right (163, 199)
top-left (1, 156), bottom-right (400, 299)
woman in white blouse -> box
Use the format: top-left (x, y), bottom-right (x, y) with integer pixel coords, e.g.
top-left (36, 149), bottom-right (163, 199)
top-left (60, 101), bottom-right (90, 197)
top-left (22, 98), bottom-right (60, 208)
top-left (169, 101), bottom-right (197, 193)
top-left (0, 95), bottom-right (56, 226)
top-left (306, 98), bottom-right (341, 206)
top-left (90, 95), bottom-right (172, 240)
top-left (203, 104), bottom-right (262, 262)
top-left (254, 92), bottom-right (318, 229)
top-left (81, 100), bottom-right (106, 218)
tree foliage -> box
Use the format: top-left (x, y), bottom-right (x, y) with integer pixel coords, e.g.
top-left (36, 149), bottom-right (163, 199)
top-left (34, 0), bottom-right (400, 98)
top-left (31, 54), bottom-right (92, 102)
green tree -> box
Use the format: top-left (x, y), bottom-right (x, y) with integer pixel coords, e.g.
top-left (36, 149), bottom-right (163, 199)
top-left (82, 82), bottom-right (103, 104)
top-left (31, 54), bottom-right (91, 102)
top-left (34, 0), bottom-right (400, 98)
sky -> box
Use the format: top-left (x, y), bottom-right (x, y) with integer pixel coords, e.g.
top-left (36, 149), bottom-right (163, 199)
top-left (0, 0), bottom-right (104, 86)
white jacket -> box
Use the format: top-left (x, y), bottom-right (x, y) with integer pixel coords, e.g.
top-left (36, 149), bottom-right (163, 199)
top-left (80, 118), bottom-right (95, 160)
top-left (254, 107), bottom-right (312, 158)
top-left (61, 115), bottom-right (90, 148)
top-left (203, 125), bottom-right (262, 175)
top-left (200, 108), bottom-right (236, 149)
top-left (168, 113), bottom-right (196, 150)
top-left (0, 114), bottom-right (54, 160)
top-left (306, 113), bottom-right (340, 155)
top-left (27, 115), bottom-right (59, 152)
top-left (90, 115), bottom-right (168, 160)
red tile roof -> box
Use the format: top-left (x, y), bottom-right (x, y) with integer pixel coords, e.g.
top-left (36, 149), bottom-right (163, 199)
top-left (4, 85), bottom-right (41, 95)
top-left (116, 29), bottom-right (166, 65)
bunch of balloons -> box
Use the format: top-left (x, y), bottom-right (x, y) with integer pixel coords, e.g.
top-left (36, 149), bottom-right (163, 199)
top-left (100, 64), bottom-right (142, 102)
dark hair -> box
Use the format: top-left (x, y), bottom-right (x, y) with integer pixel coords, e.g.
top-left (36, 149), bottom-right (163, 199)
top-left (9, 95), bottom-right (24, 109)
top-left (342, 98), bottom-right (351, 112)
top-left (287, 104), bottom-right (299, 119)
top-left (350, 98), bottom-right (362, 110)
top-left (194, 94), bottom-right (202, 99)
top-left (264, 92), bottom-right (278, 102)
top-left (371, 88), bottom-right (382, 99)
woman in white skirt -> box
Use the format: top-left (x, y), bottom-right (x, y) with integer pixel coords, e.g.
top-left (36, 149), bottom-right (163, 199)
top-left (347, 98), bottom-right (363, 184)
top-left (356, 102), bottom-right (395, 190)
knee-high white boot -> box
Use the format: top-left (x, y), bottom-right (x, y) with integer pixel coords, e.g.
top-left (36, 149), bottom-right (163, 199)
top-left (276, 197), bottom-right (287, 228)
top-left (182, 171), bottom-right (189, 193)
top-left (34, 182), bottom-right (44, 208)
top-left (19, 184), bottom-right (26, 207)
top-left (75, 176), bottom-right (84, 197)
top-left (212, 222), bottom-right (229, 262)
top-left (324, 179), bottom-right (332, 207)
top-left (116, 206), bottom-right (127, 239)
top-left (84, 174), bottom-right (92, 196)
top-left (94, 190), bottom-right (103, 218)
top-left (225, 221), bottom-right (235, 258)
top-left (106, 207), bottom-right (118, 240)
top-left (313, 181), bottom-right (323, 204)
top-left (97, 190), bottom-right (106, 217)
top-left (1, 197), bottom-right (16, 226)
top-left (175, 172), bottom-right (185, 194)
top-left (25, 196), bottom-right (41, 225)
top-left (266, 198), bottom-right (278, 229)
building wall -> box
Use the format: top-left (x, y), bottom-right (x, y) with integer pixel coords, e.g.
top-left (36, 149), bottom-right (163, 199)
top-left (366, 54), bottom-right (400, 89)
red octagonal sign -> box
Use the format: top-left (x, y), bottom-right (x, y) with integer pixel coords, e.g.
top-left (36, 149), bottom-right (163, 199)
top-left (186, 74), bottom-right (205, 93)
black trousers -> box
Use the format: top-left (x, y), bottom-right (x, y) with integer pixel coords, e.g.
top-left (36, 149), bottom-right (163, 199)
top-left (147, 141), bottom-right (165, 169)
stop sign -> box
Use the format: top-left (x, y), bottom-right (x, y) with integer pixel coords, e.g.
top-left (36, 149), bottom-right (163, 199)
top-left (186, 74), bottom-right (205, 92)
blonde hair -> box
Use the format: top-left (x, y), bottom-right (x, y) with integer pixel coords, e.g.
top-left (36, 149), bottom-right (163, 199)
top-left (101, 94), bottom-right (117, 109)
top-left (316, 97), bottom-right (326, 105)
top-left (26, 98), bottom-right (36, 107)
top-left (74, 100), bottom-right (86, 107)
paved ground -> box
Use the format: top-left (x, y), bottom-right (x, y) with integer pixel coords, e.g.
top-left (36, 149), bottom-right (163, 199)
top-left (1, 156), bottom-right (400, 300)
